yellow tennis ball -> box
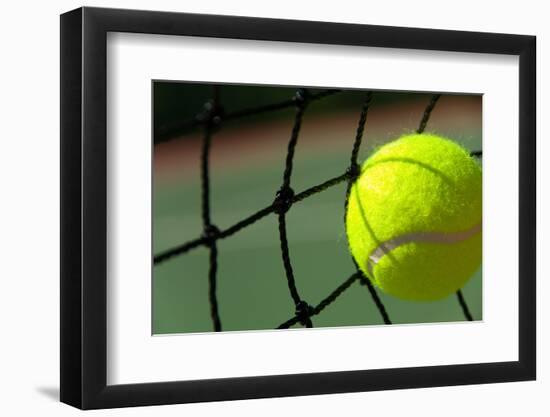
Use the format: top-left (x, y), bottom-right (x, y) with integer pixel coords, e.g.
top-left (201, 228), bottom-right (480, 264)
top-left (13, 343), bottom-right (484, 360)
top-left (346, 133), bottom-right (482, 301)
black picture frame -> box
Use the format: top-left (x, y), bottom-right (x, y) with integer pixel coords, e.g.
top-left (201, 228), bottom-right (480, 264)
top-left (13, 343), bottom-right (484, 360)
top-left (60, 6), bottom-right (536, 410)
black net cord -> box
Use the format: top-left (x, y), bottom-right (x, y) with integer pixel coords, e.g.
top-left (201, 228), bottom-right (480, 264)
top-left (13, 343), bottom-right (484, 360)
top-left (278, 272), bottom-right (361, 329)
top-left (156, 89), bottom-right (343, 144)
top-left (342, 92), bottom-right (392, 325)
top-left (344, 92), bottom-right (371, 207)
top-left (417, 94), bottom-right (441, 134)
top-left (360, 275), bottom-right (392, 324)
top-left (201, 86), bottom-right (223, 332)
top-left (456, 289), bottom-right (473, 321)
top-left (153, 172), bottom-right (351, 264)
top-left (208, 241), bottom-right (222, 330)
top-left (275, 89), bottom-right (313, 328)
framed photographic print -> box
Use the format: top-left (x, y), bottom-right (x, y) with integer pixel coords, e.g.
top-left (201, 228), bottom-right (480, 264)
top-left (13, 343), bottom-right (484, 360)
top-left (60, 6), bottom-right (536, 409)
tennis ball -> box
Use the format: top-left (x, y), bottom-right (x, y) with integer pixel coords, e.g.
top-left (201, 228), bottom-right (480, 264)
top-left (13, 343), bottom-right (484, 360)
top-left (345, 133), bottom-right (482, 301)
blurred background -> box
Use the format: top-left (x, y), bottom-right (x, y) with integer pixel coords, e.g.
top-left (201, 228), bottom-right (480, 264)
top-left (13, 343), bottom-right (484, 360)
top-left (153, 82), bottom-right (482, 335)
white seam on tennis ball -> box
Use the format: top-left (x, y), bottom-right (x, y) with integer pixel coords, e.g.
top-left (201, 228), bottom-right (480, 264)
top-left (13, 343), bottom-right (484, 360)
top-left (366, 222), bottom-right (482, 279)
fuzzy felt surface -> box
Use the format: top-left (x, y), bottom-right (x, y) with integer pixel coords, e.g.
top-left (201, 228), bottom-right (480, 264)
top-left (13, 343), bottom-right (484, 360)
top-left (345, 133), bottom-right (482, 301)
